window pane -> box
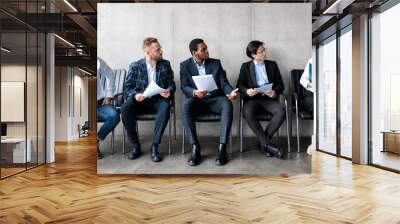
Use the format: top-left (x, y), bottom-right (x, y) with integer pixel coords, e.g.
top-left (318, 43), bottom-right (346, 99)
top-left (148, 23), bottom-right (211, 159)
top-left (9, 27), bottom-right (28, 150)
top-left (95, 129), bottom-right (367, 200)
top-left (340, 29), bottom-right (352, 158)
top-left (371, 3), bottom-right (400, 171)
top-left (318, 37), bottom-right (337, 154)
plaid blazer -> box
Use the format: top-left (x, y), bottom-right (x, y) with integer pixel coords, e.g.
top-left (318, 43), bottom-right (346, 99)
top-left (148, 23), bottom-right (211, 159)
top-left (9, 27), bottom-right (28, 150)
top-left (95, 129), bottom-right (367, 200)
top-left (124, 58), bottom-right (176, 101)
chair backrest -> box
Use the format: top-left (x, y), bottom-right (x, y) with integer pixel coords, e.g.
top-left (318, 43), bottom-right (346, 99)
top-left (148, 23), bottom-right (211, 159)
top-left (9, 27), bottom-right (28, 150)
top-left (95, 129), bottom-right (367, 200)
top-left (291, 69), bottom-right (306, 98)
top-left (114, 69), bottom-right (126, 96)
top-left (113, 69), bottom-right (127, 107)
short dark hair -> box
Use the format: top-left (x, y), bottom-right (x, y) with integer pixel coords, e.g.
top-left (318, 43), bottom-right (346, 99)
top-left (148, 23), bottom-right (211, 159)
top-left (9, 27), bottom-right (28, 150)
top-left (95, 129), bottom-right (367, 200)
top-left (189, 38), bottom-right (204, 55)
top-left (143, 37), bottom-right (158, 49)
top-left (246, 40), bottom-right (264, 59)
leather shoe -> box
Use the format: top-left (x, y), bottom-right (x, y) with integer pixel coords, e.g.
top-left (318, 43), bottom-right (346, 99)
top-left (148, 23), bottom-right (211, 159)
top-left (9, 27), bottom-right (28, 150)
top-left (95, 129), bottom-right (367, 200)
top-left (258, 143), bottom-right (272, 157)
top-left (215, 144), bottom-right (228, 166)
top-left (266, 144), bottom-right (284, 159)
top-left (97, 140), bottom-right (104, 159)
top-left (128, 144), bottom-right (142, 160)
top-left (151, 144), bottom-right (163, 162)
top-left (188, 144), bottom-right (201, 166)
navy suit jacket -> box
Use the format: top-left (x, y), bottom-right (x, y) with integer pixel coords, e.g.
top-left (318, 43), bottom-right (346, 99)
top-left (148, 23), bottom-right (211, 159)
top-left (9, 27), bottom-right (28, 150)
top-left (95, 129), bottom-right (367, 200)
top-left (124, 58), bottom-right (176, 101)
top-left (180, 57), bottom-right (233, 98)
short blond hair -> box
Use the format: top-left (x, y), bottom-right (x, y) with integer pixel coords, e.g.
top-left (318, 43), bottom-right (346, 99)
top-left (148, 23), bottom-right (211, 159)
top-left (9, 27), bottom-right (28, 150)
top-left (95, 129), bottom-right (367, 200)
top-left (143, 37), bottom-right (158, 49)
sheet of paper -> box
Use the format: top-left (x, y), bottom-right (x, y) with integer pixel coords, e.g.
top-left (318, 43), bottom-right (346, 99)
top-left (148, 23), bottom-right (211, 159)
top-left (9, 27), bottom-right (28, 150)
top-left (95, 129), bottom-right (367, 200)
top-left (192, 74), bottom-right (218, 92)
top-left (255, 83), bottom-right (273, 93)
top-left (143, 81), bottom-right (167, 98)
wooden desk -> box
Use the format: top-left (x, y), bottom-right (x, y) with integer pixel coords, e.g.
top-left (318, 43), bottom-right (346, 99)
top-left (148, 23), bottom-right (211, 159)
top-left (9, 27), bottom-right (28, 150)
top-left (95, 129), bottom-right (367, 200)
top-left (382, 131), bottom-right (400, 154)
top-left (1, 138), bottom-right (32, 164)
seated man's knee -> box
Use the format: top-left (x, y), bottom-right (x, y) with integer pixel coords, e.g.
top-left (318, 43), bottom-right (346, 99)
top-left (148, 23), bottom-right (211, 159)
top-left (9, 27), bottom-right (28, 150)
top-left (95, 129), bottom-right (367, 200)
top-left (181, 98), bottom-right (194, 113)
top-left (221, 98), bottom-right (233, 111)
top-left (274, 105), bottom-right (285, 120)
top-left (243, 105), bottom-right (254, 119)
top-left (159, 100), bottom-right (171, 114)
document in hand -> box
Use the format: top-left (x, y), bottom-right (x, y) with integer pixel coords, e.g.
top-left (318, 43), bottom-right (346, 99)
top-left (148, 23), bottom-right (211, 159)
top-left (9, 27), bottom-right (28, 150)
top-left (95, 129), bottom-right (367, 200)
top-left (255, 83), bottom-right (273, 93)
top-left (192, 74), bottom-right (218, 92)
top-left (143, 81), bottom-right (167, 98)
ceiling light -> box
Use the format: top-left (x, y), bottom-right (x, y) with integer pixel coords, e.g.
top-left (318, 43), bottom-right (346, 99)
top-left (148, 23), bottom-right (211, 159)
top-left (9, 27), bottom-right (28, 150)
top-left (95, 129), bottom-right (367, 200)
top-left (54, 34), bottom-right (75, 48)
top-left (78, 67), bottom-right (92, 76)
top-left (63, 0), bottom-right (78, 12)
top-left (1, 47), bottom-right (11, 53)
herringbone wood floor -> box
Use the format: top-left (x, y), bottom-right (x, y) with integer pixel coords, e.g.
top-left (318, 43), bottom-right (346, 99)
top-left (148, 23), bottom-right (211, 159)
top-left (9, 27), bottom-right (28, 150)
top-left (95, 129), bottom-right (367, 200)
top-left (1, 136), bottom-right (400, 224)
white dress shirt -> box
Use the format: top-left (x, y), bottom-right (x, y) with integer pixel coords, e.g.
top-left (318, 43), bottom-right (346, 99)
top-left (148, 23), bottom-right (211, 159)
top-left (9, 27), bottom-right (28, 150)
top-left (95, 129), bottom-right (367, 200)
top-left (146, 60), bottom-right (156, 84)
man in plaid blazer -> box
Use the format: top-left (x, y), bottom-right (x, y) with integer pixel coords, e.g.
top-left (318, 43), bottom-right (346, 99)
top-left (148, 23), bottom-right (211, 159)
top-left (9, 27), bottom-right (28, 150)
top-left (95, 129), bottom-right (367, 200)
top-left (121, 37), bottom-right (176, 162)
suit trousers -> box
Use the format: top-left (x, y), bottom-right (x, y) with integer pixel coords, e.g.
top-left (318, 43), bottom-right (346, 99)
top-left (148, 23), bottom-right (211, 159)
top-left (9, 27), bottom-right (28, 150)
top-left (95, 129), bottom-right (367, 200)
top-left (121, 96), bottom-right (171, 145)
top-left (243, 96), bottom-right (285, 146)
top-left (181, 96), bottom-right (233, 145)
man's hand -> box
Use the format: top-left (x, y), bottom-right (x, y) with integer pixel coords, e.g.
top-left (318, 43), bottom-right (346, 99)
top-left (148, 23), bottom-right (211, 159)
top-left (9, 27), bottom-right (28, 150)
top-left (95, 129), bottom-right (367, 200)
top-left (265, 90), bottom-right (276, 98)
top-left (102, 97), bottom-right (112, 105)
top-left (307, 83), bottom-right (313, 89)
top-left (246, 88), bottom-right (257, 97)
top-left (227, 88), bottom-right (239, 101)
top-left (160, 89), bottom-right (170, 98)
top-left (134, 93), bottom-right (146, 102)
top-left (194, 89), bottom-right (207, 99)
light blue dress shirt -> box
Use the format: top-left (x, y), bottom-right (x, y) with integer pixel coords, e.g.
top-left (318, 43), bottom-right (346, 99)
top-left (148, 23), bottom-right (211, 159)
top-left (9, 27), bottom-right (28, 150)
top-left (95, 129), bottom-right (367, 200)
top-left (253, 60), bottom-right (269, 87)
top-left (193, 58), bottom-right (206, 75)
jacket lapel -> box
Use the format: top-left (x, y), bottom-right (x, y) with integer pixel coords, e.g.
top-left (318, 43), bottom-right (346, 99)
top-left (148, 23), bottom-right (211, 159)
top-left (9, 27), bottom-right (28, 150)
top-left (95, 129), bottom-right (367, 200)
top-left (140, 58), bottom-right (149, 87)
top-left (265, 60), bottom-right (273, 84)
top-left (189, 58), bottom-right (200, 76)
top-left (249, 61), bottom-right (257, 87)
top-left (155, 62), bottom-right (161, 84)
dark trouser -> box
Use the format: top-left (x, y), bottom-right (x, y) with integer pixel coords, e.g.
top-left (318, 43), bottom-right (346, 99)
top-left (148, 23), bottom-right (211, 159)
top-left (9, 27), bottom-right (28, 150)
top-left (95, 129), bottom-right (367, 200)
top-left (121, 96), bottom-right (171, 145)
top-left (299, 92), bottom-right (314, 113)
top-left (181, 96), bottom-right (233, 145)
top-left (97, 102), bottom-right (120, 141)
top-left (243, 96), bottom-right (285, 146)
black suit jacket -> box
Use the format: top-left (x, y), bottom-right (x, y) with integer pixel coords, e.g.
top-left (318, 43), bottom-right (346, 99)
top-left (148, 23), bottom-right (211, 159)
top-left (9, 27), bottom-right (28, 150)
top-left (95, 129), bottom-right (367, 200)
top-left (180, 57), bottom-right (233, 98)
top-left (236, 60), bottom-right (284, 100)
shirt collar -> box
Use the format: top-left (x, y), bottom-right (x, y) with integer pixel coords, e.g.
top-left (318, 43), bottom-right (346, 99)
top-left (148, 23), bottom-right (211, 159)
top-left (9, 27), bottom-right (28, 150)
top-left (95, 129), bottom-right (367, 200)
top-left (253, 60), bottom-right (265, 66)
top-left (193, 58), bottom-right (205, 67)
top-left (146, 59), bottom-right (156, 70)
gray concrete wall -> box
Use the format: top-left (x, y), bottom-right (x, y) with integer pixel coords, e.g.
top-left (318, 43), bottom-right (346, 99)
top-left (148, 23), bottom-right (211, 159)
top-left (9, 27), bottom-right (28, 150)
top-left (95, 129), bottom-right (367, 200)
top-left (98, 3), bottom-right (312, 137)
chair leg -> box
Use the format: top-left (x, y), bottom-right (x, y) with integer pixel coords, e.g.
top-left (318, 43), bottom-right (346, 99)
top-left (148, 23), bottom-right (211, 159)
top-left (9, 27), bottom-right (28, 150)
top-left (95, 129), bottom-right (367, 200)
top-left (230, 132), bottom-right (233, 154)
top-left (295, 101), bottom-right (300, 153)
top-left (173, 110), bottom-right (177, 141)
top-left (182, 127), bottom-right (185, 154)
top-left (111, 130), bottom-right (115, 155)
top-left (285, 100), bottom-right (291, 153)
top-left (122, 125), bottom-right (126, 154)
top-left (168, 119), bottom-right (171, 155)
top-left (240, 112), bottom-right (243, 153)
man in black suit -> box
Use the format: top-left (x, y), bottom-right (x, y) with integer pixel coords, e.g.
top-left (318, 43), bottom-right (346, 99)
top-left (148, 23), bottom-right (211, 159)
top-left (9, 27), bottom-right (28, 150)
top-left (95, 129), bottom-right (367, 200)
top-left (236, 40), bottom-right (285, 159)
top-left (180, 38), bottom-right (239, 166)
top-left (121, 37), bottom-right (176, 162)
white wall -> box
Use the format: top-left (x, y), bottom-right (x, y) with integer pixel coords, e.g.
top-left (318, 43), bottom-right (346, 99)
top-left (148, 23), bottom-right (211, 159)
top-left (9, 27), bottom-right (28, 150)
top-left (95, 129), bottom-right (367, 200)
top-left (98, 3), bottom-right (312, 137)
top-left (55, 67), bottom-right (89, 141)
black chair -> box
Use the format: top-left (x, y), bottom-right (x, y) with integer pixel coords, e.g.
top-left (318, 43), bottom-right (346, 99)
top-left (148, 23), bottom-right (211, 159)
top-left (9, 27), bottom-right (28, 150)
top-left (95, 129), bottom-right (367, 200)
top-left (291, 69), bottom-right (314, 153)
top-left (134, 95), bottom-right (177, 155)
top-left (182, 113), bottom-right (233, 154)
top-left (239, 94), bottom-right (291, 153)
top-left (113, 69), bottom-right (127, 154)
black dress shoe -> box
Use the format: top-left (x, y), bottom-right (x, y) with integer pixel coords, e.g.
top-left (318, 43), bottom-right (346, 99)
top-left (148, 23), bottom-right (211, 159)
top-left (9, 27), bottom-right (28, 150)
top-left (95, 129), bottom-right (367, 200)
top-left (266, 144), bottom-right (284, 159)
top-left (188, 144), bottom-right (201, 166)
top-left (215, 144), bottom-right (228, 166)
top-left (128, 144), bottom-right (142, 160)
top-left (258, 143), bottom-right (272, 157)
top-left (151, 144), bottom-right (163, 162)
top-left (98, 149), bottom-right (104, 159)
top-left (97, 140), bottom-right (104, 159)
